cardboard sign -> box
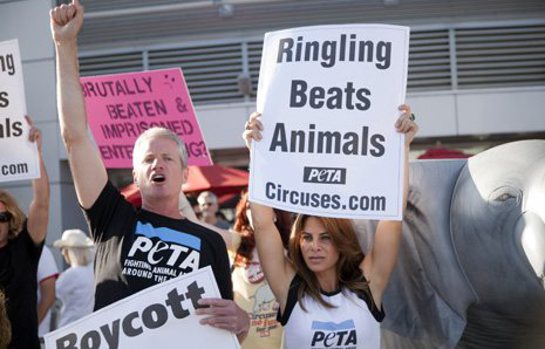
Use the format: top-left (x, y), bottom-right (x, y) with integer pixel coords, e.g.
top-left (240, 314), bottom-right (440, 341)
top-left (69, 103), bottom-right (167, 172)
top-left (249, 24), bottom-right (410, 220)
top-left (81, 68), bottom-right (212, 169)
top-left (44, 266), bottom-right (240, 349)
top-left (0, 39), bottom-right (40, 183)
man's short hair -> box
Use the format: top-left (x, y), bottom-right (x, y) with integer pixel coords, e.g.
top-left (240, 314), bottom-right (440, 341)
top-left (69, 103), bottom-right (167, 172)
top-left (132, 127), bottom-right (188, 168)
top-left (197, 191), bottom-right (218, 205)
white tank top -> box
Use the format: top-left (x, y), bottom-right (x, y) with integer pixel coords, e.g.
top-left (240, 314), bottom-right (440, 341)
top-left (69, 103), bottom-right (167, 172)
top-left (278, 276), bottom-right (383, 349)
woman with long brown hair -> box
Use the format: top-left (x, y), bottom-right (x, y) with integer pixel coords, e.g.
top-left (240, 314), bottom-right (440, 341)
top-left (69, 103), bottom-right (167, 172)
top-left (243, 105), bottom-right (417, 348)
top-left (0, 290), bottom-right (11, 349)
top-left (231, 190), bottom-right (292, 349)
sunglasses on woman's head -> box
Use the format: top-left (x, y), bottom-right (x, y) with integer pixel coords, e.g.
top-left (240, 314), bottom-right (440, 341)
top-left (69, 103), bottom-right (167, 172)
top-left (0, 212), bottom-right (11, 223)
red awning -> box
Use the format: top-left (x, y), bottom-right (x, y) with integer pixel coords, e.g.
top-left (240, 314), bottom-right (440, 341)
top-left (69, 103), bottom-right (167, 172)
top-left (418, 148), bottom-right (472, 159)
top-left (120, 182), bottom-right (142, 207)
top-left (182, 164), bottom-right (248, 196)
top-left (120, 164), bottom-right (248, 207)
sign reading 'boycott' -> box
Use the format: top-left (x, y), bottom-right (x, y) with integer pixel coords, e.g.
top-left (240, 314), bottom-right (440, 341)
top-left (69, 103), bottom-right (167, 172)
top-left (0, 39), bottom-right (40, 183)
top-left (44, 267), bottom-right (239, 349)
top-left (249, 25), bottom-right (410, 220)
top-left (81, 68), bottom-right (212, 168)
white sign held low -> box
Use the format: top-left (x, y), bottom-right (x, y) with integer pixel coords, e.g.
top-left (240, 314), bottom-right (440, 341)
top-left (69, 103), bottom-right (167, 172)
top-left (0, 39), bottom-right (40, 183)
top-left (44, 267), bottom-right (240, 349)
top-left (249, 24), bottom-right (410, 220)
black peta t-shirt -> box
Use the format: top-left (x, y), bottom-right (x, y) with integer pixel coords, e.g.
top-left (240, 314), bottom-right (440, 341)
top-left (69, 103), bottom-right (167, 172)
top-left (85, 181), bottom-right (233, 310)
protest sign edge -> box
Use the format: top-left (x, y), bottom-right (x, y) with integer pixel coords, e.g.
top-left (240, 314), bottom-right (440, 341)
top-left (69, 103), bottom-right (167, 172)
top-left (44, 266), bottom-right (240, 348)
top-left (0, 38), bottom-right (41, 183)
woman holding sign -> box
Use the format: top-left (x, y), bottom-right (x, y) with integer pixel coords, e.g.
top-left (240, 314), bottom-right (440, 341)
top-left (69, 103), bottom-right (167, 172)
top-left (0, 116), bottom-right (49, 349)
top-left (243, 106), bottom-right (417, 348)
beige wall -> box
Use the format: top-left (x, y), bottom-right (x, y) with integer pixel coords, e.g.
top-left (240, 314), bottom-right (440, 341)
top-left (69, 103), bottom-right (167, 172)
top-left (0, 0), bottom-right (87, 253)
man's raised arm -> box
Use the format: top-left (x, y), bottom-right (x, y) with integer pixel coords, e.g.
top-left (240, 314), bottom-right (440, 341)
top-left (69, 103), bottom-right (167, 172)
top-left (50, 0), bottom-right (107, 209)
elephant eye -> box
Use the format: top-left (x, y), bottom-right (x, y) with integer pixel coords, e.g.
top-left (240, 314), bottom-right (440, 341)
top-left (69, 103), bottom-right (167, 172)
top-left (496, 193), bottom-right (515, 202)
top-left (489, 186), bottom-right (521, 207)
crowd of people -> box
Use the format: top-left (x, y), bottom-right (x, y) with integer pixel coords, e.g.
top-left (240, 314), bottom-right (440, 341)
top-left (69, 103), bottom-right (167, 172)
top-left (0, 1), bottom-right (420, 348)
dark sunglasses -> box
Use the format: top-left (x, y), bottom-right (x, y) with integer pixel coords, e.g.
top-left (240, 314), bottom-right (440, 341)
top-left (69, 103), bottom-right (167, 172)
top-left (0, 212), bottom-right (11, 223)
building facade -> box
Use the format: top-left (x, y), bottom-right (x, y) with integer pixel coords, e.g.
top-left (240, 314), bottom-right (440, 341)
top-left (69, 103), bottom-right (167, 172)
top-left (1, 0), bottom-right (544, 244)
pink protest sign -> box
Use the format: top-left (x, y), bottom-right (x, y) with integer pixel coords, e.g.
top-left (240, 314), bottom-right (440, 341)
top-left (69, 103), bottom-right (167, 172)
top-left (81, 68), bottom-right (212, 168)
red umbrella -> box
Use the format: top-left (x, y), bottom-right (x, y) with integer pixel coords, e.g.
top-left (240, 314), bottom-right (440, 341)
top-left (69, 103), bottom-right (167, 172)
top-left (418, 148), bottom-right (471, 159)
top-left (182, 164), bottom-right (248, 196)
top-left (120, 165), bottom-right (248, 207)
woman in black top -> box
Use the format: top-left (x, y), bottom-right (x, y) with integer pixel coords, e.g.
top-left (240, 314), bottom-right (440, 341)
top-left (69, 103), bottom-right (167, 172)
top-left (0, 117), bottom-right (49, 349)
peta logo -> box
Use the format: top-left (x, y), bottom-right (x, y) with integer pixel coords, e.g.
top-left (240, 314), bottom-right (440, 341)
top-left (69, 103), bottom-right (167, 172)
top-left (128, 236), bottom-right (200, 270)
top-left (303, 167), bottom-right (346, 184)
top-left (310, 320), bottom-right (357, 348)
top-left (127, 222), bottom-right (201, 269)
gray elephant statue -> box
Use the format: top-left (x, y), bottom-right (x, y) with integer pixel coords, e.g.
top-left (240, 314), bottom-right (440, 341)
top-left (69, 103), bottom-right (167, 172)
top-left (355, 139), bottom-right (545, 349)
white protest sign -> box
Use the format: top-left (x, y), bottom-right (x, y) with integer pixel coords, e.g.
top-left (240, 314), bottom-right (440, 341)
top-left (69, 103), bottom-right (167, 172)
top-left (0, 39), bottom-right (40, 183)
top-left (44, 266), bottom-right (240, 349)
top-left (249, 24), bottom-right (409, 220)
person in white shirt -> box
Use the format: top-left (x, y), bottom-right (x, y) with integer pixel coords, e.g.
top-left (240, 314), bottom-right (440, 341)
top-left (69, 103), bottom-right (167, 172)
top-left (243, 106), bottom-right (417, 349)
top-left (53, 229), bottom-right (95, 328)
top-left (37, 245), bottom-right (59, 337)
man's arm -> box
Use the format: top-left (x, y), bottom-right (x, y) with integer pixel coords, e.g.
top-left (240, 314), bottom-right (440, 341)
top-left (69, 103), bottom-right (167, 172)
top-left (37, 277), bottom-right (56, 326)
top-left (50, 0), bottom-right (108, 209)
top-left (25, 116), bottom-right (49, 245)
top-left (37, 246), bottom-right (58, 329)
top-left (194, 226), bottom-right (250, 342)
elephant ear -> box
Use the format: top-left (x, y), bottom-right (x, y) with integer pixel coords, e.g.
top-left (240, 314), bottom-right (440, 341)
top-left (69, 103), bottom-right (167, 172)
top-left (371, 159), bottom-right (477, 349)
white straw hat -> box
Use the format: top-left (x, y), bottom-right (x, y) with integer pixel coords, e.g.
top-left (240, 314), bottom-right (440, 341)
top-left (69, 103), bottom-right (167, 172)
top-left (53, 229), bottom-right (94, 248)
